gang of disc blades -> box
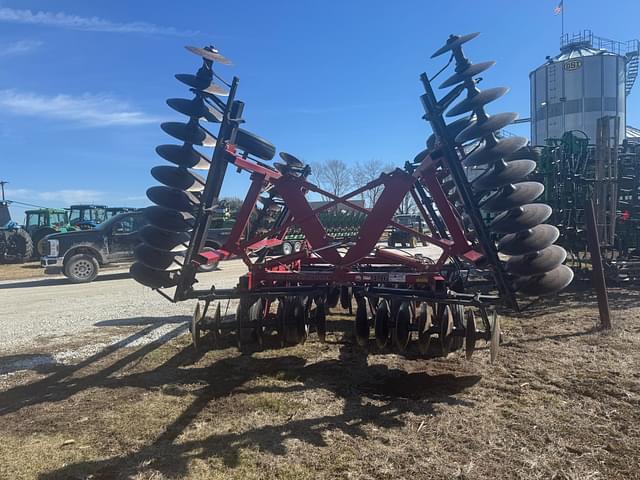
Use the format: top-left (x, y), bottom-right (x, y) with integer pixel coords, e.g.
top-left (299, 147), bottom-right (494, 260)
top-left (514, 264), bottom-right (574, 296)
top-left (462, 136), bottom-right (528, 166)
top-left (139, 225), bottom-right (189, 252)
top-left (130, 262), bottom-right (179, 289)
top-left (431, 32), bottom-right (480, 58)
top-left (472, 159), bottom-right (537, 191)
top-left (489, 204), bottom-right (552, 234)
top-left (439, 60), bottom-right (496, 88)
top-left (134, 243), bottom-right (183, 272)
top-left (498, 224), bottom-right (560, 256)
top-left (166, 98), bottom-right (223, 122)
top-left (147, 186), bottom-right (199, 212)
top-left (156, 144), bottom-right (210, 170)
top-left (481, 182), bottom-right (544, 212)
top-left (447, 87), bottom-right (509, 117)
top-left (161, 122), bottom-right (217, 147)
top-left (455, 112), bottom-right (518, 144)
top-left (185, 45), bottom-right (232, 65)
top-left (506, 245), bottom-right (567, 276)
top-left (151, 165), bottom-right (205, 192)
top-left (279, 152), bottom-right (304, 167)
top-left (144, 206), bottom-right (194, 232)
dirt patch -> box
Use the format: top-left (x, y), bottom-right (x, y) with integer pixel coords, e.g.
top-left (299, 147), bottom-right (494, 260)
top-left (0, 261), bottom-right (45, 281)
top-left (0, 287), bottom-right (639, 479)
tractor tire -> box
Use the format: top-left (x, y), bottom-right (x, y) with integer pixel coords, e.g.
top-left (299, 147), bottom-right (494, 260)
top-left (64, 254), bottom-right (99, 283)
top-left (4, 229), bottom-right (33, 263)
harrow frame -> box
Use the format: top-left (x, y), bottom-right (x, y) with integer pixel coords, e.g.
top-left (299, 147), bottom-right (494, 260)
top-left (133, 34), bottom-right (574, 361)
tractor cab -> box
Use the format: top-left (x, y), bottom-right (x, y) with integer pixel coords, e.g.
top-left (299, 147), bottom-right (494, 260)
top-left (24, 208), bottom-right (75, 256)
top-left (25, 209), bottom-right (70, 232)
top-left (68, 204), bottom-right (107, 230)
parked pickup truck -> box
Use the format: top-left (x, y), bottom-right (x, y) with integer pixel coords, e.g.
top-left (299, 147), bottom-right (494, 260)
top-left (41, 211), bottom-right (230, 283)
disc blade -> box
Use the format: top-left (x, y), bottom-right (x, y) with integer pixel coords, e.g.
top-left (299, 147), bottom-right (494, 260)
top-left (279, 152), bottom-right (304, 167)
top-left (447, 87), bottom-right (509, 117)
top-left (498, 224), bottom-right (560, 256)
top-left (130, 262), bottom-right (179, 289)
top-left (506, 245), bottom-right (567, 276)
top-left (166, 98), bottom-right (223, 122)
top-left (463, 136), bottom-right (528, 166)
top-left (161, 122), bottom-right (217, 147)
top-left (456, 112), bottom-right (519, 144)
top-left (431, 32), bottom-right (480, 58)
top-left (139, 225), bottom-right (189, 252)
top-left (185, 45), bottom-right (232, 65)
top-left (151, 166), bottom-right (205, 192)
top-left (144, 206), bottom-right (194, 232)
top-left (427, 116), bottom-right (475, 150)
top-left (439, 61), bottom-right (495, 89)
top-left (514, 264), bottom-right (574, 296)
top-left (473, 159), bottom-right (537, 191)
top-left (146, 186), bottom-right (199, 212)
top-left (134, 243), bottom-right (183, 271)
top-left (481, 182), bottom-right (544, 212)
top-left (175, 73), bottom-right (229, 96)
top-left (489, 204), bottom-right (552, 234)
top-left (156, 144), bottom-right (210, 170)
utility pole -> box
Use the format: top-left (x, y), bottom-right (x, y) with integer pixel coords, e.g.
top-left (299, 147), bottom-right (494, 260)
top-left (0, 181), bottom-right (7, 202)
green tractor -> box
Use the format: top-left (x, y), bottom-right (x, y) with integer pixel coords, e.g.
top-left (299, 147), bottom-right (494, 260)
top-left (24, 208), bottom-right (76, 257)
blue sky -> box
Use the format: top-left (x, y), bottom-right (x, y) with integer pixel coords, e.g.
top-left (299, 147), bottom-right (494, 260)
top-left (1, 0), bottom-right (638, 221)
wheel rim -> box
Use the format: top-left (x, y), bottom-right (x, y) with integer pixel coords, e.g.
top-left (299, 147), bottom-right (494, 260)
top-left (72, 260), bottom-right (94, 279)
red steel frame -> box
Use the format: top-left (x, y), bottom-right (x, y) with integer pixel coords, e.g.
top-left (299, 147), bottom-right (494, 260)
top-left (196, 144), bottom-right (486, 292)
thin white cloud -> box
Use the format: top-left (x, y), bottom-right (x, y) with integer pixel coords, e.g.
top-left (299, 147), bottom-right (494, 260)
top-left (0, 89), bottom-right (159, 127)
top-left (6, 188), bottom-right (105, 206)
top-left (0, 7), bottom-right (197, 36)
top-left (0, 39), bottom-right (42, 57)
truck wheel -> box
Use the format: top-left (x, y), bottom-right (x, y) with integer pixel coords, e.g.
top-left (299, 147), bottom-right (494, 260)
top-left (198, 246), bottom-right (219, 272)
top-left (64, 254), bottom-right (99, 283)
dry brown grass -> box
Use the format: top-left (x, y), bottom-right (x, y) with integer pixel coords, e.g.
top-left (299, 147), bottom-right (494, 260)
top-left (0, 261), bottom-right (45, 281)
top-left (1, 286), bottom-right (639, 479)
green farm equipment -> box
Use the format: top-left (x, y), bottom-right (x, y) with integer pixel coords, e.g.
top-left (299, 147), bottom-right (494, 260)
top-left (24, 208), bottom-right (77, 256)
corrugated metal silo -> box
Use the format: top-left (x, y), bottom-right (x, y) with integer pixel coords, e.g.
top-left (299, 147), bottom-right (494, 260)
top-left (530, 30), bottom-right (639, 145)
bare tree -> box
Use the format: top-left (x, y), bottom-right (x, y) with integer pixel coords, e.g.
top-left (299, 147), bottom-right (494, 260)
top-left (351, 159), bottom-right (394, 208)
top-left (312, 159), bottom-right (352, 198)
top-left (397, 193), bottom-right (417, 215)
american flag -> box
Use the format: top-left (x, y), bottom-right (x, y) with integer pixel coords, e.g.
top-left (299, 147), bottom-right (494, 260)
top-left (554, 0), bottom-right (563, 15)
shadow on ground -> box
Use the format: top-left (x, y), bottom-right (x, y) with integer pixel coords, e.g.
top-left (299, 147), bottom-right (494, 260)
top-left (0, 271), bottom-right (130, 289)
top-left (0, 312), bottom-right (481, 479)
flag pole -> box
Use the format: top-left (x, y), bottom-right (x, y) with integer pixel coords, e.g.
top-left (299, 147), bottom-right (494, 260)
top-left (561, 1), bottom-right (565, 38)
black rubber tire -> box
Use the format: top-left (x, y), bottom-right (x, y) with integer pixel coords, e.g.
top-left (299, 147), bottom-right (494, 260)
top-left (8, 229), bottom-right (33, 263)
top-left (236, 128), bottom-right (276, 161)
top-left (64, 253), bottom-right (99, 283)
top-left (197, 246), bottom-right (219, 272)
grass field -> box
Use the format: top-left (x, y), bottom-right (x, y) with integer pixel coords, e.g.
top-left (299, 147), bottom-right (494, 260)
top-left (1, 285), bottom-right (639, 480)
